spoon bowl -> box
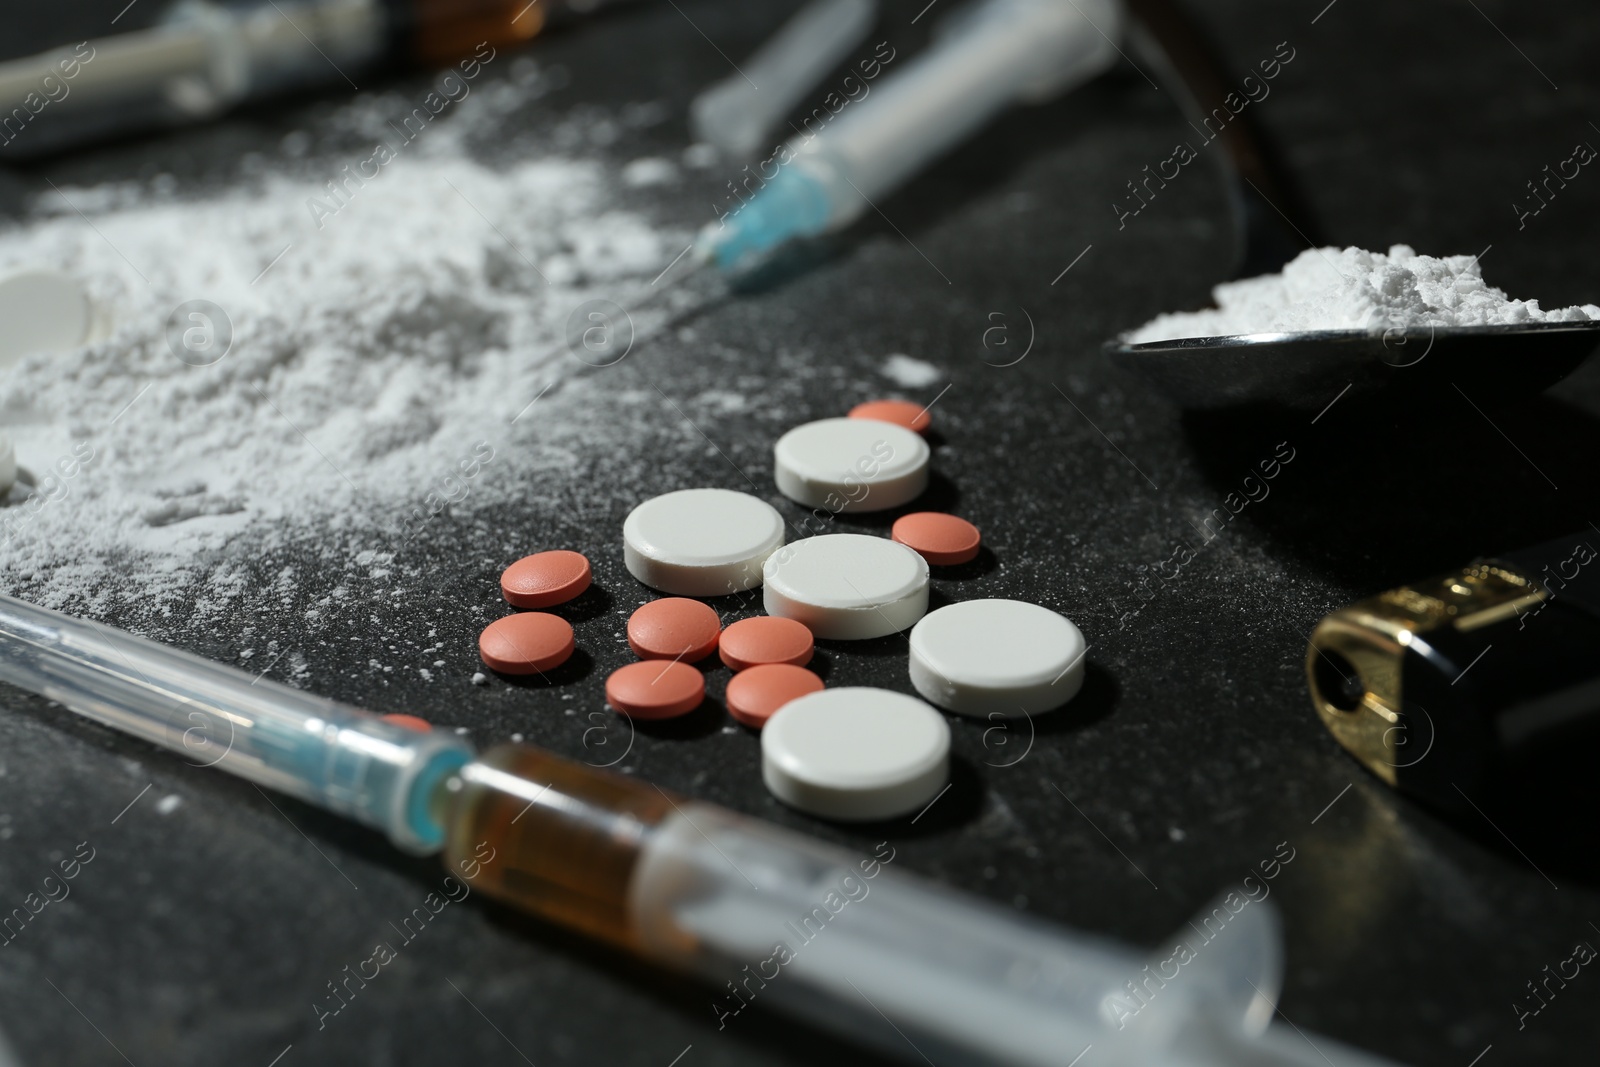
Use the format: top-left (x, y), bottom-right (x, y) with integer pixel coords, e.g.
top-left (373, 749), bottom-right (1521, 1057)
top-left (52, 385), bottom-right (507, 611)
top-left (1107, 321), bottom-right (1600, 411)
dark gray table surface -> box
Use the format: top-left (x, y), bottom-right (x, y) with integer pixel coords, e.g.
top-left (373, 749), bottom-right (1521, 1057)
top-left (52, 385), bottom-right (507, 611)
top-left (3, 1), bottom-right (1600, 1064)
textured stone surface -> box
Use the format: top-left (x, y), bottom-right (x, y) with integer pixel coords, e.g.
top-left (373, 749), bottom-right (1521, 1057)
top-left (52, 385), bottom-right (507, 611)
top-left (2, 1), bottom-right (1598, 1064)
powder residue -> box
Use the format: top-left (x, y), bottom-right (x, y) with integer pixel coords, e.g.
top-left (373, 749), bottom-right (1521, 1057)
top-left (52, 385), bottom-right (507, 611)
top-left (1128, 244), bottom-right (1600, 343)
top-left (0, 76), bottom-right (691, 620)
top-left (880, 352), bottom-right (941, 388)
top-left (621, 157), bottom-right (679, 187)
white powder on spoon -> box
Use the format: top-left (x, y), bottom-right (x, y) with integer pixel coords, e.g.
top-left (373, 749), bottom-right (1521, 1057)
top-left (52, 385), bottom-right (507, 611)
top-left (0, 73), bottom-right (689, 619)
top-left (1128, 244), bottom-right (1600, 343)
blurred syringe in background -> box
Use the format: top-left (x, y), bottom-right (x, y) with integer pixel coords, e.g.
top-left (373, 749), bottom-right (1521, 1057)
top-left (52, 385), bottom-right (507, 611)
top-left (601, 0), bottom-right (1130, 352)
top-left (692, 0), bottom-right (1126, 272)
top-left (0, 0), bottom-right (638, 160)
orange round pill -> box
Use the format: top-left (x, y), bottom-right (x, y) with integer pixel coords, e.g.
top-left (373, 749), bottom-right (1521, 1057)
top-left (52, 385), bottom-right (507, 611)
top-left (500, 550), bottom-right (592, 608)
top-left (627, 598), bottom-right (722, 661)
top-left (605, 660), bottom-right (705, 720)
top-left (849, 398), bottom-right (931, 434)
top-left (891, 512), bottom-right (981, 566)
top-left (478, 612), bottom-right (575, 675)
top-left (380, 713), bottom-right (433, 733)
top-left (718, 616), bottom-right (815, 672)
top-left (725, 664), bottom-right (824, 729)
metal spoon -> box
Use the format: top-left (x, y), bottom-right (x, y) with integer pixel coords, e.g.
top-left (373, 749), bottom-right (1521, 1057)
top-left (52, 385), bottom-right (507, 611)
top-left (1111, 321), bottom-right (1600, 411)
top-left (1105, 0), bottom-right (1600, 411)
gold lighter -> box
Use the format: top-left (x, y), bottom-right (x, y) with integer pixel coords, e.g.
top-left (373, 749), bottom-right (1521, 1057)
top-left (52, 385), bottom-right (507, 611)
top-left (1306, 533), bottom-right (1600, 807)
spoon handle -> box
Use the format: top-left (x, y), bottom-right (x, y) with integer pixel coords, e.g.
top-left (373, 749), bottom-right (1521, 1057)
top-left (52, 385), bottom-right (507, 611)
top-left (1121, 0), bottom-right (1317, 277)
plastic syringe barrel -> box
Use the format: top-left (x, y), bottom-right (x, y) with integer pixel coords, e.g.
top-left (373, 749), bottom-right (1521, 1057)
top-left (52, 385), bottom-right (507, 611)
top-left (0, 0), bottom-right (387, 161)
top-left (0, 593), bottom-right (471, 853)
top-left (701, 0), bottom-right (1124, 268)
top-left (444, 744), bottom-right (1399, 1067)
top-left (690, 0), bottom-right (880, 159)
top-left (629, 805), bottom-right (1282, 1066)
top-left (809, 0), bottom-right (1123, 217)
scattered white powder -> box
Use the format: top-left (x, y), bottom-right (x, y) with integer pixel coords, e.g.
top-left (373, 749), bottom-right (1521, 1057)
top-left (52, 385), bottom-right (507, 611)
top-left (880, 352), bottom-right (941, 388)
top-left (681, 143), bottom-right (720, 170)
top-left (1128, 244), bottom-right (1600, 343)
top-left (0, 74), bottom-right (691, 621)
top-left (620, 157), bottom-right (678, 188)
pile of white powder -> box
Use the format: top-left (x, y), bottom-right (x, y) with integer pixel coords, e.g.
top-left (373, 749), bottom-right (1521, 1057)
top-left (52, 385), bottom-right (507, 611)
top-left (0, 66), bottom-right (695, 618)
top-left (1128, 244), bottom-right (1600, 342)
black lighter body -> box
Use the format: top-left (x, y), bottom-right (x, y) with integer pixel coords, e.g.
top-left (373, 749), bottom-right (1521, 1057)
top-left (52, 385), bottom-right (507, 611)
top-left (1306, 533), bottom-right (1600, 809)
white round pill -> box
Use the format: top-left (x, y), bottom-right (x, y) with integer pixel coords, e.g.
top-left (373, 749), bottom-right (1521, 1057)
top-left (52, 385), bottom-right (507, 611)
top-left (0, 270), bottom-right (93, 369)
top-left (762, 687), bottom-right (950, 821)
top-left (773, 417), bottom-right (929, 513)
top-left (0, 434), bottom-right (14, 496)
top-left (908, 598), bottom-right (1087, 718)
top-left (623, 488), bottom-right (786, 596)
top-left (763, 534), bottom-right (928, 640)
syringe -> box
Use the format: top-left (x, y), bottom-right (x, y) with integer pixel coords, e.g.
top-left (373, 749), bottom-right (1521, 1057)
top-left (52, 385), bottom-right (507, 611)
top-left (0, 0), bottom-right (638, 160)
top-left (0, 592), bottom-right (1404, 1067)
top-left (696, 0), bottom-right (1126, 271)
